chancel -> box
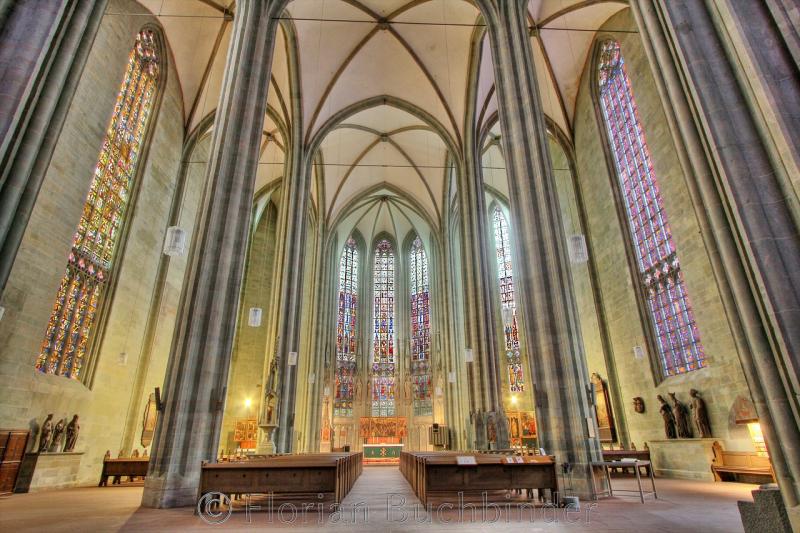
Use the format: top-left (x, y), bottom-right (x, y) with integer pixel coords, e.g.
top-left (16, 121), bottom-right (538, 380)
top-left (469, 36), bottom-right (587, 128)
top-left (0, 1), bottom-right (798, 532)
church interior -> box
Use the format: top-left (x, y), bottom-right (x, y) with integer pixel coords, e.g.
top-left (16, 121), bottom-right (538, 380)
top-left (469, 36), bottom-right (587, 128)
top-left (0, 1), bottom-right (798, 531)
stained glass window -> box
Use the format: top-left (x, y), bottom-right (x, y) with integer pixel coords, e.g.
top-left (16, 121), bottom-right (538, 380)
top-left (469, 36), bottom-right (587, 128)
top-left (598, 40), bottom-right (704, 377)
top-left (409, 236), bottom-right (432, 416)
top-left (335, 238), bottom-right (359, 417)
top-left (372, 239), bottom-right (396, 417)
top-left (36, 30), bottom-right (160, 379)
top-left (493, 206), bottom-right (524, 393)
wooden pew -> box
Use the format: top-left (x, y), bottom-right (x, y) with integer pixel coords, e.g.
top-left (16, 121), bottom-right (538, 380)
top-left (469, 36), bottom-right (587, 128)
top-left (400, 451), bottom-right (558, 506)
top-left (711, 442), bottom-right (774, 483)
top-left (98, 457), bottom-right (149, 486)
top-left (199, 452), bottom-right (362, 505)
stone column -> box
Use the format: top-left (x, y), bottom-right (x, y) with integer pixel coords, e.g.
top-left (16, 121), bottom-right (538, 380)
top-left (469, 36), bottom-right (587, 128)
top-left (0, 0), bottom-right (108, 294)
top-left (142, 0), bottom-right (282, 508)
top-left (481, 0), bottom-right (602, 495)
top-left (632, 1), bottom-right (800, 524)
top-left (458, 133), bottom-right (510, 449)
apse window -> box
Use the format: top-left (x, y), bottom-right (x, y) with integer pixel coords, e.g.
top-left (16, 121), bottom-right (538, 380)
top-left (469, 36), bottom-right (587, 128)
top-left (372, 239), bottom-right (396, 417)
top-left (35, 30), bottom-right (160, 380)
top-left (409, 236), bottom-right (432, 416)
top-left (334, 237), bottom-right (359, 417)
top-left (597, 39), bottom-right (705, 377)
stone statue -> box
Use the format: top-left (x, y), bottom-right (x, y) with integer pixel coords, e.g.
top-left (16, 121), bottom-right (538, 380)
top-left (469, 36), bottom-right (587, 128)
top-left (669, 392), bottom-right (692, 438)
top-left (64, 414), bottom-right (80, 452)
top-left (50, 418), bottom-right (66, 452)
top-left (633, 397), bottom-right (645, 413)
top-left (38, 414), bottom-right (54, 453)
top-left (657, 395), bottom-right (676, 439)
top-left (354, 375), bottom-right (363, 402)
top-left (265, 392), bottom-right (276, 425)
top-left (689, 389), bottom-right (712, 438)
top-left (132, 449), bottom-right (140, 457)
top-left (403, 373), bottom-right (412, 405)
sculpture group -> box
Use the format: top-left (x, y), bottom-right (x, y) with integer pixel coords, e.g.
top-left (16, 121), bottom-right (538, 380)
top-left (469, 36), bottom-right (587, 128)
top-left (656, 389), bottom-right (711, 439)
top-left (37, 414), bottom-right (80, 453)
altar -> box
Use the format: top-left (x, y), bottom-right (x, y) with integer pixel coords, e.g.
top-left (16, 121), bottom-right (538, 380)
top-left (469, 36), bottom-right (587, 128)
top-left (363, 443), bottom-right (403, 463)
top-left (360, 416), bottom-right (406, 464)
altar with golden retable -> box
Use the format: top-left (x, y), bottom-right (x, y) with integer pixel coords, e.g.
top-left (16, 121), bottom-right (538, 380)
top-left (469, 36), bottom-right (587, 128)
top-left (360, 416), bottom-right (406, 463)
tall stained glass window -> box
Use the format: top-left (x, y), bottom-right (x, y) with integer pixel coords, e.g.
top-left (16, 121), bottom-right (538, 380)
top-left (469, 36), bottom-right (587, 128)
top-left (335, 238), bottom-right (359, 417)
top-left (598, 40), bottom-right (704, 377)
top-left (493, 206), bottom-right (524, 393)
top-left (36, 30), bottom-right (160, 379)
top-left (409, 236), bottom-right (432, 416)
top-left (372, 239), bottom-right (396, 417)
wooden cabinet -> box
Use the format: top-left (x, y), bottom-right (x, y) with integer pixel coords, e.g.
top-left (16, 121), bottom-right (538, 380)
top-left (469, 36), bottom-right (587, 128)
top-left (0, 429), bottom-right (30, 495)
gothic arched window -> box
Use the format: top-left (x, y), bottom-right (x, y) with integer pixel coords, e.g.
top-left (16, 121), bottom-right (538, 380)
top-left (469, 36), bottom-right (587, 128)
top-left (36, 29), bottom-right (161, 380)
top-left (598, 39), bottom-right (704, 377)
top-left (492, 206), bottom-right (525, 393)
top-left (334, 237), bottom-right (359, 417)
top-left (372, 239), bottom-right (396, 417)
top-left (409, 236), bottom-right (431, 416)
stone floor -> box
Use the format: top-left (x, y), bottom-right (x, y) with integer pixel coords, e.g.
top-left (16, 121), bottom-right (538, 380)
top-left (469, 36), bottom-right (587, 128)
top-left (0, 466), bottom-right (754, 532)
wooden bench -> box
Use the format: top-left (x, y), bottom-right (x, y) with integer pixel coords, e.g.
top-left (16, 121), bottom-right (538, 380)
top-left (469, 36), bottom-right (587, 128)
top-left (602, 449), bottom-right (651, 476)
top-left (98, 457), bottom-right (149, 486)
top-left (711, 442), bottom-right (774, 483)
top-left (400, 451), bottom-right (558, 506)
top-left (199, 452), bottom-right (362, 505)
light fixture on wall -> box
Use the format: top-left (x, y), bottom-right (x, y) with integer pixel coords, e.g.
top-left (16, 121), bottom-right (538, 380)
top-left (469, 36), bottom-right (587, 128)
top-left (288, 351), bottom-right (298, 366)
top-left (0, 305), bottom-right (5, 322)
top-left (568, 234), bottom-right (588, 264)
top-left (464, 348), bottom-right (474, 363)
top-left (323, 386), bottom-right (331, 397)
top-left (632, 345), bottom-right (645, 360)
top-left (308, 373), bottom-right (316, 384)
top-left (248, 307), bottom-right (262, 327)
top-left (448, 371), bottom-right (456, 383)
top-left (163, 226), bottom-right (187, 257)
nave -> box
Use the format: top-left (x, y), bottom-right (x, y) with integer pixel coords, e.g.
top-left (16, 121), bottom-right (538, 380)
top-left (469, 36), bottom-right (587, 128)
top-left (0, 465), bottom-right (756, 532)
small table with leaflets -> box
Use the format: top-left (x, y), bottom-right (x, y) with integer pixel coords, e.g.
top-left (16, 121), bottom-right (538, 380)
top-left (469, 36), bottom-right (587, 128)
top-left (591, 459), bottom-right (657, 503)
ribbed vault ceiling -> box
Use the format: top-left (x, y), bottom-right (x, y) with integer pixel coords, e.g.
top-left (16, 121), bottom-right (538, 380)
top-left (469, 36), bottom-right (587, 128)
top-left (130, 0), bottom-right (628, 228)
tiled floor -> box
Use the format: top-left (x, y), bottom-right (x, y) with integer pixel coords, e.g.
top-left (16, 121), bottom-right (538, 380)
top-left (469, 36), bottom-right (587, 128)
top-left (0, 466), bottom-right (754, 532)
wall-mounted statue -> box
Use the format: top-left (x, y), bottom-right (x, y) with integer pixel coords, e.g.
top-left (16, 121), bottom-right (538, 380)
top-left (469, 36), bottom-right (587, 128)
top-left (657, 395), bottom-right (676, 439)
top-left (403, 373), bottom-right (412, 405)
top-left (633, 397), bottom-right (645, 414)
top-left (669, 392), bottom-right (692, 438)
top-left (38, 414), bottom-right (53, 452)
top-left (50, 417), bottom-right (66, 452)
top-left (64, 414), bottom-right (80, 452)
top-left (689, 389), bottom-right (712, 438)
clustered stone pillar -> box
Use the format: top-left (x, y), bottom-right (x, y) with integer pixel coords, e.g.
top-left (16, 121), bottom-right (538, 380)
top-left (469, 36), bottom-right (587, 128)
top-left (632, 1), bottom-right (800, 526)
top-left (142, 0), bottom-right (282, 509)
top-left (481, 0), bottom-right (603, 496)
top-left (458, 135), bottom-right (510, 449)
top-left (0, 0), bottom-right (108, 295)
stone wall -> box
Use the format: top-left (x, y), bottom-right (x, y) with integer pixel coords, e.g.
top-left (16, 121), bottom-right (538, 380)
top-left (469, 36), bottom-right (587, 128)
top-left (572, 8), bottom-right (754, 470)
top-left (0, 0), bottom-right (187, 487)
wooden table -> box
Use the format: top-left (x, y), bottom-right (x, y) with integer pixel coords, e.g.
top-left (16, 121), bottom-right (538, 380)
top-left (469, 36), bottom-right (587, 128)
top-left (602, 450), bottom-right (651, 475)
top-left (591, 460), bottom-right (657, 503)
